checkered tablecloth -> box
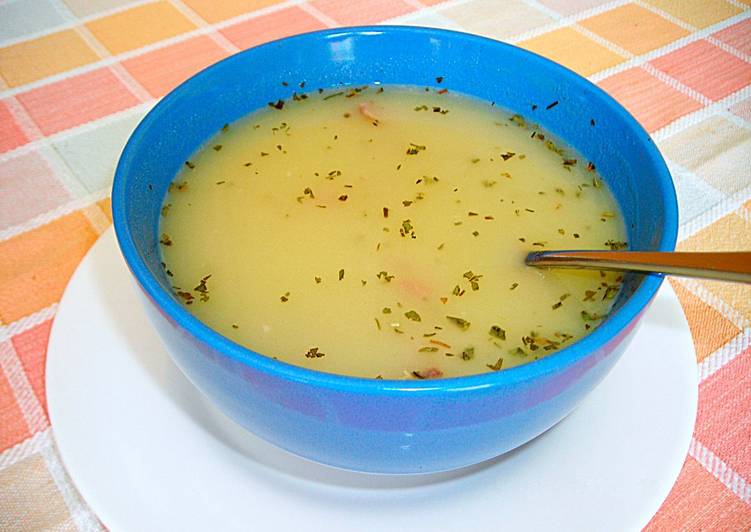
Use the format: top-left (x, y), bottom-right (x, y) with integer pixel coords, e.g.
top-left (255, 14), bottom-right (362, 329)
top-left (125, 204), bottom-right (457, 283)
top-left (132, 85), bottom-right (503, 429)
top-left (1, 0), bottom-right (749, 529)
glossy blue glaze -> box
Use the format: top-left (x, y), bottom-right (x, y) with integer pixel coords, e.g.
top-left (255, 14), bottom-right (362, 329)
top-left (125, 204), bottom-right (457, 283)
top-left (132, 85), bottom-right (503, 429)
top-left (112, 26), bottom-right (677, 474)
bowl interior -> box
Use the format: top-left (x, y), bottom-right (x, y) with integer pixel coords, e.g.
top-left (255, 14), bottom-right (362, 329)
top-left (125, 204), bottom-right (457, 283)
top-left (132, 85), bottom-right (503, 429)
top-left (112, 26), bottom-right (677, 387)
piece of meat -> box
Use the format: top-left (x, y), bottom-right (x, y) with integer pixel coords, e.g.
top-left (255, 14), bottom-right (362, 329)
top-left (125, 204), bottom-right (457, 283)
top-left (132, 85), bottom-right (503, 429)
top-left (358, 101), bottom-right (380, 123)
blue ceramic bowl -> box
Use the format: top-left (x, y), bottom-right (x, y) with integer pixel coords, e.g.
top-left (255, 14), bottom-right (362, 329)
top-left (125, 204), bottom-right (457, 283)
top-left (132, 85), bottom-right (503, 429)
top-left (112, 26), bottom-right (677, 474)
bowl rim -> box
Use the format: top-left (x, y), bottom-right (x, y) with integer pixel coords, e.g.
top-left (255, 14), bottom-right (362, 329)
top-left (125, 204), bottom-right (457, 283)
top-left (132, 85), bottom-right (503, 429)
top-left (112, 25), bottom-right (678, 395)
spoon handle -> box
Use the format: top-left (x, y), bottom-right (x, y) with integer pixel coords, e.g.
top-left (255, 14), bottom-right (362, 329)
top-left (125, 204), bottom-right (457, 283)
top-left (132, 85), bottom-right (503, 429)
top-left (525, 251), bottom-right (751, 283)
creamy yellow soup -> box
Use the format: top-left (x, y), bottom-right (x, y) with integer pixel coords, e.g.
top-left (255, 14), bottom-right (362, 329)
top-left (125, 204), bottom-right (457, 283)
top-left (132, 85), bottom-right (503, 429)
top-left (160, 85), bottom-right (627, 380)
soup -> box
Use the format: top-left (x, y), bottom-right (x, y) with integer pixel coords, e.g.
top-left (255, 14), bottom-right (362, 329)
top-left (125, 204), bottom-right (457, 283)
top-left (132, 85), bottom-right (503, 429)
top-left (159, 84), bottom-right (627, 379)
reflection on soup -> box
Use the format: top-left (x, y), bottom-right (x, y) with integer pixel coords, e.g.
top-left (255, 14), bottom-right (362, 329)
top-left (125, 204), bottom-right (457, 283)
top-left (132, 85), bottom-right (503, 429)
top-left (160, 84), bottom-right (627, 379)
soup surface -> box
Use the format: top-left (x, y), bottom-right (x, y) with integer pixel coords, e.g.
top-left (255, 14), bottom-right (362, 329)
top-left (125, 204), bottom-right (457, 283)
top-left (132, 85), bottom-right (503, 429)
top-left (160, 85), bottom-right (627, 379)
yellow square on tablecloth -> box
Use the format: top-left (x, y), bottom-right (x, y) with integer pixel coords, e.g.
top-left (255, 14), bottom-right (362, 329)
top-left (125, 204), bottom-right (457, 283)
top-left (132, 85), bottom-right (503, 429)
top-left (0, 30), bottom-right (99, 87)
top-left (518, 27), bottom-right (625, 77)
top-left (85, 1), bottom-right (196, 55)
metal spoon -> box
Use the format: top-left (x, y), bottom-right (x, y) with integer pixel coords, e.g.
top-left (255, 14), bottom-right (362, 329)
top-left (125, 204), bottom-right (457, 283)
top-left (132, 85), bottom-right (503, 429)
top-left (525, 251), bottom-right (751, 283)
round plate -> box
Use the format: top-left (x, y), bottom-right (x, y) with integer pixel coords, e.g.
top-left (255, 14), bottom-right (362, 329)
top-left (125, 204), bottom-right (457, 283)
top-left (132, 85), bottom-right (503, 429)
top-left (47, 229), bottom-right (697, 531)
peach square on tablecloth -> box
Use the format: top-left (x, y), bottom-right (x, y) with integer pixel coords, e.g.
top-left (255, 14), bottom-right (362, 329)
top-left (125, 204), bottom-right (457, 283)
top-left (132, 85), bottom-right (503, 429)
top-left (310, 0), bottom-right (415, 25)
top-left (0, 212), bottom-right (98, 323)
top-left (597, 67), bottom-right (702, 132)
top-left (651, 40), bottom-right (751, 102)
top-left (518, 27), bottom-right (625, 77)
top-left (220, 7), bottom-right (325, 50)
top-left (0, 101), bottom-right (30, 154)
top-left (660, 116), bottom-right (751, 196)
top-left (695, 345), bottom-right (751, 480)
top-left (441, 0), bottom-right (554, 42)
top-left (122, 36), bottom-right (228, 98)
top-left (642, 0), bottom-right (743, 29)
top-left (11, 320), bottom-right (53, 414)
top-left (0, 455), bottom-right (72, 529)
top-left (181, 0), bottom-right (284, 24)
top-left (644, 458), bottom-right (751, 530)
top-left (0, 152), bottom-right (71, 230)
top-left (85, 1), bottom-right (196, 55)
top-left (579, 3), bottom-right (689, 55)
top-left (16, 67), bottom-right (140, 136)
top-left (728, 97), bottom-right (751, 122)
top-left (712, 19), bottom-right (751, 56)
top-left (0, 30), bottom-right (100, 88)
top-left (0, 360), bottom-right (31, 451)
top-left (536, 0), bottom-right (612, 16)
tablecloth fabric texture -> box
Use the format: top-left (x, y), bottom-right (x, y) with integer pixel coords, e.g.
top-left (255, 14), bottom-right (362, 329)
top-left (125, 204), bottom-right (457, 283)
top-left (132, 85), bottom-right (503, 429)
top-left (0, 0), bottom-right (749, 529)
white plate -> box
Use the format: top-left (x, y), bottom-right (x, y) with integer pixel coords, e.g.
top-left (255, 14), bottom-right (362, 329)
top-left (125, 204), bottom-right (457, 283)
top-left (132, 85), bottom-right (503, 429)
top-left (47, 229), bottom-right (698, 532)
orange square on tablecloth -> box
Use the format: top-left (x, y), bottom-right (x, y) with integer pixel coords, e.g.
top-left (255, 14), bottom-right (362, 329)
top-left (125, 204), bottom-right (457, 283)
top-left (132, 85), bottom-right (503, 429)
top-left (0, 30), bottom-right (99, 88)
top-left (695, 345), bottom-right (751, 480)
top-left (713, 19), bottom-right (751, 56)
top-left (122, 36), bottom-right (228, 98)
top-left (11, 320), bottom-right (53, 414)
top-left (310, 0), bottom-right (415, 25)
top-left (0, 361), bottom-right (31, 451)
top-left (17, 67), bottom-right (140, 136)
top-left (98, 198), bottom-right (113, 222)
top-left (181, 0), bottom-right (284, 24)
top-left (596, 67), bottom-right (702, 132)
top-left (642, 0), bottom-right (742, 29)
top-left (220, 6), bottom-right (325, 50)
top-left (579, 3), bottom-right (689, 55)
top-left (518, 27), bottom-right (625, 77)
top-left (651, 40), bottom-right (751, 102)
top-left (0, 101), bottom-right (30, 154)
top-left (85, 1), bottom-right (196, 56)
top-left (679, 213), bottom-right (751, 322)
top-left (0, 212), bottom-right (97, 324)
top-left (644, 458), bottom-right (751, 530)
top-left (670, 281), bottom-right (740, 363)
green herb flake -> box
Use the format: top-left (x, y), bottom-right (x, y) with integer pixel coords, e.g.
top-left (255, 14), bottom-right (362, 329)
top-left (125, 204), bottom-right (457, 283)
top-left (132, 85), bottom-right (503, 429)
top-left (418, 346), bottom-right (439, 353)
top-left (487, 358), bottom-right (504, 371)
top-left (159, 233), bottom-right (172, 246)
top-left (489, 325), bottom-right (506, 340)
top-left (280, 291), bottom-right (290, 302)
top-left (382, 307), bottom-right (392, 314)
top-left (405, 310), bottom-right (422, 322)
top-left (338, 269), bottom-right (345, 281)
top-left (184, 160), bottom-right (195, 169)
top-left (461, 347), bottom-right (475, 360)
top-left (304, 347), bottom-right (325, 358)
top-left (446, 316), bottom-right (471, 330)
top-left (581, 310), bottom-right (605, 322)
top-left (552, 301), bottom-right (562, 310)
top-left (377, 271), bottom-right (395, 282)
top-left (510, 282), bottom-right (519, 290)
top-left (406, 143), bottom-right (426, 155)
top-left (605, 240), bottom-right (628, 250)
top-left (510, 114), bottom-right (526, 127)
top-left (501, 151), bottom-right (516, 161)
